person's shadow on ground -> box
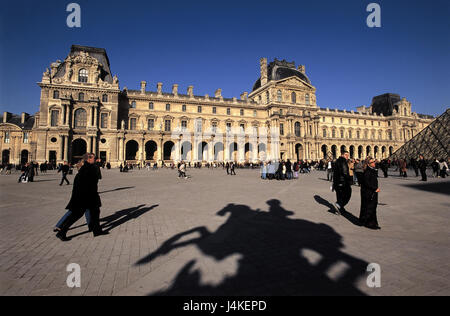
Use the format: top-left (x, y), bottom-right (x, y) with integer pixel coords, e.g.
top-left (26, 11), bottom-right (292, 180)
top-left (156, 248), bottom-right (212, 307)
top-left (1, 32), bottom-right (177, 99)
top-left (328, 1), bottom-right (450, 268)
top-left (67, 204), bottom-right (158, 238)
top-left (314, 195), bottom-right (361, 227)
top-left (135, 199), bottom-right (369, 296)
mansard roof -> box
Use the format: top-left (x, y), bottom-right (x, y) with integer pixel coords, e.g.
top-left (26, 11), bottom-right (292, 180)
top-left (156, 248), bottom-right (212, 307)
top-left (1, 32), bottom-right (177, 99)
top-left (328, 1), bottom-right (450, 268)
top-left (0, 114), bottom-right (35, 130)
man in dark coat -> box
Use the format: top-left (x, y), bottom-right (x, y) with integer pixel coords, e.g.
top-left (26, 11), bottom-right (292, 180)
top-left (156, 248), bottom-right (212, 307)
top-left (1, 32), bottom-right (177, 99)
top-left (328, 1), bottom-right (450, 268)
top-left (56, 153), bottom-right (107, 241)
top-left (58, 161), bottom-right (70, 185)
top-left (418, 155), bottom-right (427, 181)
top-left (332, 151), bottom-right (352, 215)
top-left (359, 158), bottom-right (381, 230)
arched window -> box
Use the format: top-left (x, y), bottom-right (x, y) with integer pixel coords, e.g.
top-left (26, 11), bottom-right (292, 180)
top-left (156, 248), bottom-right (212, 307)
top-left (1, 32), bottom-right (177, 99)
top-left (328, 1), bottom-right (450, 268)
top-left (332, 129), bottom-right (336, 138)
top-left (291, 92), bottom-right (296, 103)
top-left (78, 92), bottom-right (85, 101)
top-left (74, 108), bottom-right (87, 128)
top-left (102, 94), bottom-right (108, 102)
top-left (53, 90), bottom-right (59, 99)
top-left (305, 93), bottom-right (310, 105)
top-left (51, 110), bottom-right (59, 127)
top-left (277, 90), bottom-right (282, 102)
top-left (149, 102), bottom-right (154, 110)
top-left (348, 130), bottom-right (352, 139)
top-left (404, 108), bottom-right (407, 116)
top-left (295, 122), bottom-right (301, 137)
top-left (340, 130), bottom-right (344, 138)
top-left (78, 69), bottom-right (88, 83)
top-left (323, 129), bottom-right (327, 138)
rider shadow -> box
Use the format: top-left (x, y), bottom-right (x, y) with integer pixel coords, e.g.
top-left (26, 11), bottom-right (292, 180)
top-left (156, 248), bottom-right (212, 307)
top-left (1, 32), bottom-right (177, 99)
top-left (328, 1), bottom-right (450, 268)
top-left (136, 199), bottom-right (369, 296)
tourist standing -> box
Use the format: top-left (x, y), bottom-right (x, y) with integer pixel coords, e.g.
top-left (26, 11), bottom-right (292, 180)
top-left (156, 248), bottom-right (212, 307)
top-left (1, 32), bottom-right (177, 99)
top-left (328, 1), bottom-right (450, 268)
top-left (327, 160), bottom-right (333, 182)
top-left (359, 158), bottom-right (381, 230)
top-left (418, 155), bottom-right (427, 181)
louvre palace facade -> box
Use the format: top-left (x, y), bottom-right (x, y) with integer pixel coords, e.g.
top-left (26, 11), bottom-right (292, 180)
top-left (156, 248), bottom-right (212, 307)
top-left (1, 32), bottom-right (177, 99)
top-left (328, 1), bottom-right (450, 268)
top-left (0, 45), bottom-right (435, 167)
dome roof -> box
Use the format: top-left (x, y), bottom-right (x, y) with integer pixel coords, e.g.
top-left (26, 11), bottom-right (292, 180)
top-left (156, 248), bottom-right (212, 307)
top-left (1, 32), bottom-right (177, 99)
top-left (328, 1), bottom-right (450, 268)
top-left (252, 59), bottom-right (311, 91)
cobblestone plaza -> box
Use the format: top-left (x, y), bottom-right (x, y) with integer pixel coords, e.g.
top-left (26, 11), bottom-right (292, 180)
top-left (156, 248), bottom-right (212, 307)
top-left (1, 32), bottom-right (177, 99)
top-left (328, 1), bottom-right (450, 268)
top-left (0, 168), bottom-right (448, 296)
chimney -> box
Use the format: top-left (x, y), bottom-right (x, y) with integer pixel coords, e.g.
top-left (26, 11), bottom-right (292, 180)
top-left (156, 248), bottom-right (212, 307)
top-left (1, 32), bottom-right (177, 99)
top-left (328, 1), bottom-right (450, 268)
top-left (172, 84), bottom-right (178, 96)
top-left (297, 65), bottom-right (305, 73)
top-left (187, 86), bottom-right (194, 98)
top-left (21, 112), bottom-right (29, 124)
top-left (3, 112), bottom-right (11, 123)
top-left (140, 81), bottom-right (147, 94)
top-left (215, 89), bottom-right (222, 98)
top-left (157, 82), bottom-right (163, 95)
top-left (240, 92), bottom-right (248, 101)
top-left (260, 58), bottom-right (268, 86)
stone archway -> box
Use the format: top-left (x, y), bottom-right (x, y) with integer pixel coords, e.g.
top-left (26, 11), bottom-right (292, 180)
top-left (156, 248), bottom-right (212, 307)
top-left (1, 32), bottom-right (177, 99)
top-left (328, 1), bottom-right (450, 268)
top-left (214, 142), bottom-right (224, 161)
top-left (180, 141), bottom-right (192, 161)
top-left (71, 138), bottom-right (87, 163)
top-left (126, 140), bottom-right (139, 161)
top-left (295, 143), bottom-right (303, 161)
top-left (145, 141), bottom-right (158, 161)
top-left (164, 141), bottom-right (175, 161)
top-left (321, 145), bottom-right (328, 160)
top-left (21, 150), bottom-right (29, 165)
top-left (2, 149), bottom-right (10, 164)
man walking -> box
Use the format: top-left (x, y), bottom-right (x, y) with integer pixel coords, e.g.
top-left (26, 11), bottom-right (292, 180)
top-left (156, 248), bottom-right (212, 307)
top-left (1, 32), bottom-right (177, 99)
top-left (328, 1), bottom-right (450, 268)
top-left (230, 162), bottom-right (236, 175)
top-left (55, 153), bottom-right (107, 241)
top-left (332, 150), bottom-right (352, 215)
top-left (58, 161), bottom-right (70, 185)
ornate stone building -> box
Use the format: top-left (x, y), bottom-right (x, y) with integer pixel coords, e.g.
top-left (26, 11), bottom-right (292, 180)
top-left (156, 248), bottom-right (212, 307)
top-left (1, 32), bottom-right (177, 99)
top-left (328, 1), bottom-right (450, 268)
top-left (0, 45), bottom-right (435, 166)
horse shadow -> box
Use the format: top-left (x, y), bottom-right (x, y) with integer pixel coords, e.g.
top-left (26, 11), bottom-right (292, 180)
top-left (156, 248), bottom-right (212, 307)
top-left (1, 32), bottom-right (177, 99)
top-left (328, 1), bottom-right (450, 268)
top-left (135, 199), bottom-right (369, 296)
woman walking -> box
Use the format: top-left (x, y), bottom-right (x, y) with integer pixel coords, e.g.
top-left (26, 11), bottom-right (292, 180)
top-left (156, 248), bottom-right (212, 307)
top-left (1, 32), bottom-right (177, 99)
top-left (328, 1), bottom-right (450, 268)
top-left (359, 158), bottom-right (381, 230)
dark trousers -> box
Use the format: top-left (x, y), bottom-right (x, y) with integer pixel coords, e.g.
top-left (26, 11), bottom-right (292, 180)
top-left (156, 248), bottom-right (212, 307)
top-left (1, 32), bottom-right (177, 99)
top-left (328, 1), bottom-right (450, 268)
top-left (335, 184), bottom-right (352, 208)
top-left (355, 172), bottom-right (364, 186)
top-left (359, 192), bottom-right (379, 227)
top-left (59, 208), bottom-right (101, 235)
top-left (420, 168), bottom-right (427, 181)
top-left (230, 169), bottom-right (236, 175)
top-left (60, 173), bottom-right (70, 185)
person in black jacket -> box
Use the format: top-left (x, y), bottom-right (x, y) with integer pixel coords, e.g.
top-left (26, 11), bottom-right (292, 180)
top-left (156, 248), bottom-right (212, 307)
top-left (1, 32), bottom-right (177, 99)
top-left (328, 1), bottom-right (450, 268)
top-left (55, 153), bottom-right (107, 241)
top-left (359, 158), bottom-right (381, 230)
top-left (58, 161), bottom-right (70, 185)
top-left (418, 155), bottom-right (427, 181)
top-left (332, 151), bottom-right (352, 215)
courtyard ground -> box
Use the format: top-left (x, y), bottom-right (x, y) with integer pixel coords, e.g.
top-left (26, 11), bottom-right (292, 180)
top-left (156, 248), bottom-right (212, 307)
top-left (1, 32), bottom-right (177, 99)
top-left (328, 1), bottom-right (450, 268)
top-left (0, 167), bottom-right (449, 296)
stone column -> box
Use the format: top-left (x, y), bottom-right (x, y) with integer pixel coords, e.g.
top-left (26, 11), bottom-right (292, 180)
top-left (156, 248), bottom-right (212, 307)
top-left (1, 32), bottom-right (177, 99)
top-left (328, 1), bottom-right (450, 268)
top-left (119, 137), bottom-right (124, 161)
top-left (94, 106), bottom-right (98, 128)
top-left (140, 137), bottom-right (145, 162)
top-left (158, 138), bottom-right (163, 163)
top-left (60, 135), bottom-right (65, 161)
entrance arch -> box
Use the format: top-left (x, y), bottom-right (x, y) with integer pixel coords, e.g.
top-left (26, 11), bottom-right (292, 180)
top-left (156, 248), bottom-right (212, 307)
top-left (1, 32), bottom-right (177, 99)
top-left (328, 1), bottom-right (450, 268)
top-left (374, 146), bottom-right (379, 159)
top-left (229, 142), bottom-right (238, 161)
top-left (181, 141), bottom-right (192, 161)
top-left (321, 145), bottom-right (328, 160)
top-left (71, 138), bottom-right (87, 163)
top-left (145, 141), bottom-right (157, 161)
top-left (358, 145), bottom-right (363, 159)
top-left (126, 140), bottom-right (139, 161)
top-left (245, 143), bottom-right (253, 162)
top-left (214, 142), bottom-right (224, 161)
top-left (349, 145), bottom-right (355, 159)
top-left (21, 150), bottom-right (29, 165)
top-left (331, 145), bottom-right (337, 159)
top-left (163, 141), bottom-right (175, 161)
top-left (2, 149), bottom-right (10, 164)
top-left (198, 142), bottom-right (208, 161)
top-left (366, 146), bottom-right (372, 158)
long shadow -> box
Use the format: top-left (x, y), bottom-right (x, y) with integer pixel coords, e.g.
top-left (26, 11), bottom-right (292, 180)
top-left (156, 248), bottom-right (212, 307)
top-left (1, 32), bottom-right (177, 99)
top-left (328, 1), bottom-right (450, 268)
top-left (67, 204), bottom-right (158, 238)
top-left (99, 186), bottom-right (135, 194)
top-left (402, 180), bottom-right (450, 196)
top-left (314, 195), bottom-right (361, 227)
top-left (135, 199), bottom-right (369, 296)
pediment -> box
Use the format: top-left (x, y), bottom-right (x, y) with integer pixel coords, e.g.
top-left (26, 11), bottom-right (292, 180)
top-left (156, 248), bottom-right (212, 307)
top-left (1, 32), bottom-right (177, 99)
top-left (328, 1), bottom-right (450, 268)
top-left (276, 76), bottom-right (314, 90)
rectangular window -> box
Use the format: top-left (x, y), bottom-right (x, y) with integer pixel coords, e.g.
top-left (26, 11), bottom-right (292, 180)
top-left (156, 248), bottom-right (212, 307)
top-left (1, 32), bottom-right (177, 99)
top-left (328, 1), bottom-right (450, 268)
top-left (357, 131), bottom-right (360, 139)
top-left (196, 120), bottom-right (202, 133)
top-left (348, 130), bottom-right (352, 139)
top-left (212, 123), bottom-right (217, 133)
top-left (240, 124), bottom-right (245, 131)
top-left (226, 122), bottom-right (232, 132)
top-left (309, 126), bottom-right (313, 135)
top-left (340, 130), bottom-right (344, 138)
top-left (101, 113), bottom-right (108, 129)
top-left (130, 118), bottom-right (137, 130)
top-left (240, 109), bottom-right (244, 116)
top-left (227, 108), bottom-right (231, 115)
top-left (212, 107), bottom-right (216, 114)
top-left (166, 104), bottom-right (171, 111)
top-left (148, 119), bottom-right (154, 130)
top-left (253, 110), bottom-right (257, 117)
top-left (165, 120), bottom-right (171, 132)
top-left (198, 106), bottom-right (202, 113)
top-left (23, 132), bottom-right (29, 144)
top-left (323, 129), bottom-right (327, 138)
top-left (182, 104), bottom-right (186, 112)
top-left (51, 110), bottom-right (59, 127)
top-left (149, 102), bottom-right (154, 110)
top-left (388, 131), bottom-right (392, 140)
top-left (181, 120), bottom-right (187, 129)
top-left (280, 123), bottom-right (284, 136)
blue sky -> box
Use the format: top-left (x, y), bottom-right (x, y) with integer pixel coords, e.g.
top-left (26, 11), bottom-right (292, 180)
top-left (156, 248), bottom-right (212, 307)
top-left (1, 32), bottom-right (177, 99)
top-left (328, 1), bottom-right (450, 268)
top-left (1, 0), bottom-right (449, 116)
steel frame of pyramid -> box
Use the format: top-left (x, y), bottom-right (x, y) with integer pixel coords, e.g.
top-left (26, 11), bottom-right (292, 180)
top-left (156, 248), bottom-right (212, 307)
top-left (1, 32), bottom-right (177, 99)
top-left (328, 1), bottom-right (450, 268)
top-left (391, 108), bottom-right (450, 161)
